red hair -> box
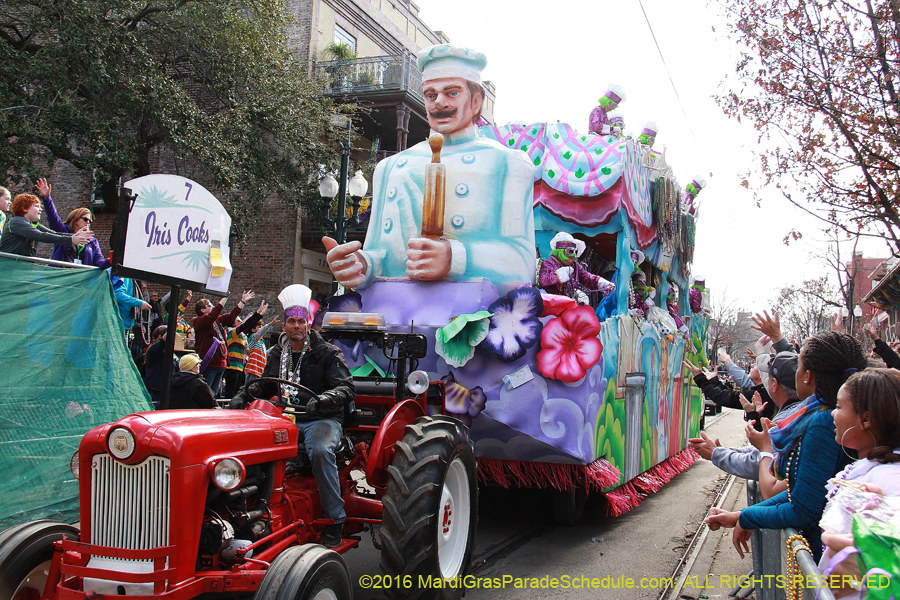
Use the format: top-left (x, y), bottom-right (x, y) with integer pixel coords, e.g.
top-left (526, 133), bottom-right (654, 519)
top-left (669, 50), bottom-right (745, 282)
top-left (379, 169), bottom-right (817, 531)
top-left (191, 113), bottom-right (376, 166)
top-left (11, 193), bottom-right (40, 217)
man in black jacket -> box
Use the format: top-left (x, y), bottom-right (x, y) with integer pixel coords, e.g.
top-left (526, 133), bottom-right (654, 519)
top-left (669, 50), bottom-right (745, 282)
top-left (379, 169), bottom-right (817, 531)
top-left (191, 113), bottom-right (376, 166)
top-left (169, 353), bottom-right (216, 409)
top-left (232, 284), bottom-right (354, 548)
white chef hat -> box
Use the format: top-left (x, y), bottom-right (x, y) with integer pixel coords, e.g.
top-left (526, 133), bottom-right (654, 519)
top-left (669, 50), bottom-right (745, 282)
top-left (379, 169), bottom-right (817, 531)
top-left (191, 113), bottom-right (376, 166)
top-left (278, 284), bottom-right (312, 320)
top-left (417, 44), bottom-right (487, 85)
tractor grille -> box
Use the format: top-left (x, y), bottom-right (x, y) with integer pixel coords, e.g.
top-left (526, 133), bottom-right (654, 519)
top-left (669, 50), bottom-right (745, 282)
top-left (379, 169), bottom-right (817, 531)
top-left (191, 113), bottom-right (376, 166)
top-left (90, 454), bottom-right (170, 550)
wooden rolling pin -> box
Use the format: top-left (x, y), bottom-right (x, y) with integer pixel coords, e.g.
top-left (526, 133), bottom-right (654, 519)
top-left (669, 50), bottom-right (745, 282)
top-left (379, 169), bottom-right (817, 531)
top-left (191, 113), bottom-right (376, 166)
top-left (421, 133), bottom-right (446, 240)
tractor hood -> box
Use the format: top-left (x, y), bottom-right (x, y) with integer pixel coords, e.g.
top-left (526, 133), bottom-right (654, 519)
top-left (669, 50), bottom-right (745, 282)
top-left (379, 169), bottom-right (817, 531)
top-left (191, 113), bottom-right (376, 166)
top-left (79, 408), bottom-right (299, 468)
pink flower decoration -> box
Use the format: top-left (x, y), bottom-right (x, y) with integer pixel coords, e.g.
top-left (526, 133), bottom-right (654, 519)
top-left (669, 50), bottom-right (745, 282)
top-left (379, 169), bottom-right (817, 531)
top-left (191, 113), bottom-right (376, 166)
top-left (537, 305), bottom-right (603, 382)
top-left (540, 293), bottom-right (578, 317)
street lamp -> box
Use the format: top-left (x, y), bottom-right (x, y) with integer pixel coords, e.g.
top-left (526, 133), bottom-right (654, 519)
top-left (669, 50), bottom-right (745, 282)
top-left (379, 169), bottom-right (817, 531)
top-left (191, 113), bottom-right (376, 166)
top-left (318, 169), bottom-right (369, 245)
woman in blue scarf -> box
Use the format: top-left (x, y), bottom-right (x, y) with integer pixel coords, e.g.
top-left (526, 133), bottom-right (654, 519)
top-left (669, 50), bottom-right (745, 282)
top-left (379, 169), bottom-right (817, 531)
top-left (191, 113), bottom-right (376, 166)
top-left (706, 331), bottom-right (868, 561)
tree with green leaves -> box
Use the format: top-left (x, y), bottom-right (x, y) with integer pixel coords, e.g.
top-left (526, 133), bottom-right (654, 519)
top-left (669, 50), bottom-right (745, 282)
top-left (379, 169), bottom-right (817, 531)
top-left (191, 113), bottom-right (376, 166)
top-left (717, 0), bottom-right (900, 251)
top-left (0, 0), bottom-right (340, 240)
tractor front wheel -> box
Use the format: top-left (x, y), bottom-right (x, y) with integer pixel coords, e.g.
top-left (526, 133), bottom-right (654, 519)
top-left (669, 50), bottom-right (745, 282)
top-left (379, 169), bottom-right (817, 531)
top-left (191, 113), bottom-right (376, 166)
top-left (379, 416), bottom-right (478, 600)
top-left (254, 544), bottom-right (351, 600)
top-left (0, 520), bottom-right (79, 600)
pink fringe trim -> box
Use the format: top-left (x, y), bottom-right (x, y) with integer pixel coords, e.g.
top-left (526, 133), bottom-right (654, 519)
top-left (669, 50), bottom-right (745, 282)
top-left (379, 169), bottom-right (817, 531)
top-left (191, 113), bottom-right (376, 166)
top-left (476, 456), bottom-right (620, 494)
top-left (603, 448), bottom-right (700, 517)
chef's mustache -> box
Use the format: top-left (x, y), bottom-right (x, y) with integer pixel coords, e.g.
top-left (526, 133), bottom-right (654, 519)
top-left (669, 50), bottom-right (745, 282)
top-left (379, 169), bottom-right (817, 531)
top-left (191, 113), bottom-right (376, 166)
top-left (429, 107), bottom-right (458, 119)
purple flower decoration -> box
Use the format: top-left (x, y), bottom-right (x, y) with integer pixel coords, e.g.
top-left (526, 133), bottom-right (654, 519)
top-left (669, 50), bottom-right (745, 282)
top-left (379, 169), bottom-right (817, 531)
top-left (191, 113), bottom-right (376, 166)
top-left (442, 371), bottom-right (486, 427)
top-left (480, 287), bottom-right (544, 362)
top-left (328, 290), bottom-right (362, 313)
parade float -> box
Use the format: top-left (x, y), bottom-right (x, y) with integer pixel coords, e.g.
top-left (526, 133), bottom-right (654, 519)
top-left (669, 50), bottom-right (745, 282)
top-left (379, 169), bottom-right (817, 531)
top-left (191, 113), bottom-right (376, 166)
top-left (323, 94), bottom-right (710, 518)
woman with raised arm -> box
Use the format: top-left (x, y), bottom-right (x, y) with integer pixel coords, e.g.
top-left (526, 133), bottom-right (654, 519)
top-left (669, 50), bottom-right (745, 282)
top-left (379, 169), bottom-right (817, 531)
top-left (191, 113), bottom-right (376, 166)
top-left (705, 331), bottom-right (868, 561)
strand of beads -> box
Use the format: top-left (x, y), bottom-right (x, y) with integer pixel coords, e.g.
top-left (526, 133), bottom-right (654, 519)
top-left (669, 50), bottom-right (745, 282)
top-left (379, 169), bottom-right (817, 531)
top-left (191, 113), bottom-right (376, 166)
top-left (785, 442), bottom-right (802, 502)
top-left (785, 533), bottom-right (811, 600)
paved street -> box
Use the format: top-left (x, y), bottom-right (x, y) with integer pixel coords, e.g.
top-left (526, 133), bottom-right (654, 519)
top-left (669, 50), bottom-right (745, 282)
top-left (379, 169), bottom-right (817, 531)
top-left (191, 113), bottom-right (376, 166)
top-left (346, 408), bottom-right (756, 599)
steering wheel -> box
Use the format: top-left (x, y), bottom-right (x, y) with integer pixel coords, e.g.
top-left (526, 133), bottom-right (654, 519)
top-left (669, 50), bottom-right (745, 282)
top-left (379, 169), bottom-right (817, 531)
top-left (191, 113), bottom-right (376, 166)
top-left (240, 377), bottom-right (319, 417)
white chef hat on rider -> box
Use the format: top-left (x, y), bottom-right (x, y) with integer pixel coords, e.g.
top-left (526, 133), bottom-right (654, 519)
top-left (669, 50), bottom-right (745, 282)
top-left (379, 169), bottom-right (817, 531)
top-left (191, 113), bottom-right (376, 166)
top-left (278, 284), bottom-right (312, 320)
top-left (417, 44), bottom-right (487, 85)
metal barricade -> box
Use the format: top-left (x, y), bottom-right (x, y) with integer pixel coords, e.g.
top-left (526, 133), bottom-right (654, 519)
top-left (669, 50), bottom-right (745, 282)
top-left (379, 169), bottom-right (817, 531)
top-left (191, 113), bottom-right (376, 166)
top-left (747, 479), bottom-right (786, 600)
top-left (746, 481), bottom-right (836, 600)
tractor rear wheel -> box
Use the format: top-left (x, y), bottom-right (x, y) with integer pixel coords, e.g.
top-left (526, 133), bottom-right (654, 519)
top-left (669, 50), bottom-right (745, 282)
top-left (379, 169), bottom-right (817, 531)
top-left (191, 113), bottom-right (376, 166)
top-left (0, 520), bottom-right (79, 600)
top-left (379, 416), bottom-right (478, 600)
top-left (254, 544), bottom-right (351, 600)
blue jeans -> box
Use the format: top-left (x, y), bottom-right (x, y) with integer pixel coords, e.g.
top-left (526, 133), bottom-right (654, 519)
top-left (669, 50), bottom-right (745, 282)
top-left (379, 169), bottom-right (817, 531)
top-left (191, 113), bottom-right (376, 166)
top-left (300, 419), bottom-right (345, 522)
top-left (203, 367), bottom-right (225, 397)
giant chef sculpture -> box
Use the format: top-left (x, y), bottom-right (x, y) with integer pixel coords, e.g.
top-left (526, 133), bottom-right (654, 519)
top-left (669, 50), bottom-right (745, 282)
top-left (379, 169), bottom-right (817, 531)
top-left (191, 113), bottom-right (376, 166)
top-left (323, 44), bottom-right (536, 295)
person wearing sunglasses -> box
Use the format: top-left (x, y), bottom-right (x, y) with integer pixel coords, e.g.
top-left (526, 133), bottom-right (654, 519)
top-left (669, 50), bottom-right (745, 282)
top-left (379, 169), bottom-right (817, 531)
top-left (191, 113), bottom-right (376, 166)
top-left (35, 178), bottom-right (110, 268)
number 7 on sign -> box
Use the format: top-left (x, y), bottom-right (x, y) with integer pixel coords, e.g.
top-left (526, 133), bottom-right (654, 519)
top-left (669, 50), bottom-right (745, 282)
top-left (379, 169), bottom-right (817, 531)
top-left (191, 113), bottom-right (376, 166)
top-left (184, 182), bottom-right (192, 202)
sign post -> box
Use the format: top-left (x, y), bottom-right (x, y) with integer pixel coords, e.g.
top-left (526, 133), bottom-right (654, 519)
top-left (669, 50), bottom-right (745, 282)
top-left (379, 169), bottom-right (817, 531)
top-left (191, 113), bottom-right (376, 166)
top-left (111, 175), bottom-right (233, 409)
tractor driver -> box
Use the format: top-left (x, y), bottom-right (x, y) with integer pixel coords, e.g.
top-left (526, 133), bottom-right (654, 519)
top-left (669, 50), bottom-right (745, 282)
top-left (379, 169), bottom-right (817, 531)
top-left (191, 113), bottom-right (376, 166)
top-left (231, 284), bottom-right (355, 548)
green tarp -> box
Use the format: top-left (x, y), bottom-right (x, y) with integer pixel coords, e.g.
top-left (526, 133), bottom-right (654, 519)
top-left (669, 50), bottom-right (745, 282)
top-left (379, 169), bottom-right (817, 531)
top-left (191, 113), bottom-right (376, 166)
top-left (0, 256), bottom-right (151, 528)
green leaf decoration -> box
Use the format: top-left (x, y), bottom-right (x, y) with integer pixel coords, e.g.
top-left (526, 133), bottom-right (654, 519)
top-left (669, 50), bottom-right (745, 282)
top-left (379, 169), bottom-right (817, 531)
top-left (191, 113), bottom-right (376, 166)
top-left (137, 185), bottom-right (213, 214)
top-left (533, 157), bottom-right (541, 166)
top-left (563, 151), bottom-right (572, 159)
top-left (581, 136), bottom-right (587, 141)
top-left (548, 169), bottom-right (556, 178)
top-left (150, 249), bottom-right (209, 273)
top-left (435, 311), bottom-right (492, 368)
top-left (508, 139), bottom-right (515, 146)
top-left (553, 133), bottom-right (560, 139)
top-left (595, 149), bottom-right (602, 155)
top-left (531, 129), bottom-right (538, 135)
top-left (521, 145), bottom-right (528, 151)
top-left (601, 167), bottom-right (612, 175)
top-left (575, 168), bottom-right (585, 178)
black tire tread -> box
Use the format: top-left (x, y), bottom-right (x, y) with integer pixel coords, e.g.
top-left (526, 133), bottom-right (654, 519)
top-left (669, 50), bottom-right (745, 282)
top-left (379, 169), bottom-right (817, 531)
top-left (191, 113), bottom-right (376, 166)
top-left (379, 415), bottom-right (478, 600)
top-left (254, 543), bottom-right (351, 600)
top-left (0, 520), bottom-right (79, 599)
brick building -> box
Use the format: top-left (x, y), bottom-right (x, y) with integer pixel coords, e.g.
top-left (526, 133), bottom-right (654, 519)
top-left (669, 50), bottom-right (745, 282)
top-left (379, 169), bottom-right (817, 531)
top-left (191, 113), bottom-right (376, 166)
top-left (29, 0), bottom-right (498, 310)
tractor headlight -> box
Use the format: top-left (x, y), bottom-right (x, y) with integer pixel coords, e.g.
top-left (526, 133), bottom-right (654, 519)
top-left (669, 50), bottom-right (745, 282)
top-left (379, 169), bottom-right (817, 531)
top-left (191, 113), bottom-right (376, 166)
top-left (407, 370), bottom-right (430, 395)
top-left (70, 451), bottom-right (80, 479)
top-left (210, 458), bottom-right (245, 491)
top-left (107, 427), bottom-right (136, 460)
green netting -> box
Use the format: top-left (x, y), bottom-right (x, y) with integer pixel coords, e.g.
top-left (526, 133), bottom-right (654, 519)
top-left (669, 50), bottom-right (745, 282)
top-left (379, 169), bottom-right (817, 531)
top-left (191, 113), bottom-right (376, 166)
top-left (0, 256), bottom-right (151, 528)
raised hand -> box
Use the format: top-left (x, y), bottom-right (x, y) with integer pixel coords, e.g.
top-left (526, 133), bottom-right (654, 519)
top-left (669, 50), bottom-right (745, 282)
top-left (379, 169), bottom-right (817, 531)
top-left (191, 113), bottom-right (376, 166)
top-left (688, 431), bottom-right (721, 460)
top-left (745, 417), bottom-right (773, 452)
top-left (240, 290), bottom-right (255, 303)
top-left (865, 321), bottom-right (879, 341)
top-left (682, 358), bottom-right (702, 377)
top-left (35, 178), bottom-right (51, 198)
top-left (71, 227), bottom-right (93, 246)
top-left (257, 300), bottom-right (268, 316)
top-left (750, 310), bottom-right (782, 342)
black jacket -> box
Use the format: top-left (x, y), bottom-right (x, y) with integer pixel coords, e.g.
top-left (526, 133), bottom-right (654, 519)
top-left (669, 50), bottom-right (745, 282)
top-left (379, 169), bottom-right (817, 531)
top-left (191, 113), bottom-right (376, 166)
top-left (694, 373), bottom-right (776, 429)
top-left (234, 330), bottom-right (355, 424)
top-left (168, 371), bottom-right (216, 409)
top-left (873, 339), bottom-right (900, 370)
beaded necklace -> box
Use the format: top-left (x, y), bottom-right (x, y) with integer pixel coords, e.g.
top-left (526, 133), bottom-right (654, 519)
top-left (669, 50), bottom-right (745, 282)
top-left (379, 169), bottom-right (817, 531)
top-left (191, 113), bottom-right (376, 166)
top-left (785, 442), bottom-right (802, 502)
top-left (279, 336), bottom-right (310, 401)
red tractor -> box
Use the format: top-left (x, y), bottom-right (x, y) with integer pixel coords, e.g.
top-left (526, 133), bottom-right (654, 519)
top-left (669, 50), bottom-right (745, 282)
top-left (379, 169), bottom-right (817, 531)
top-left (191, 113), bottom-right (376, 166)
top-left (0, 314), bottom-right (478, 600)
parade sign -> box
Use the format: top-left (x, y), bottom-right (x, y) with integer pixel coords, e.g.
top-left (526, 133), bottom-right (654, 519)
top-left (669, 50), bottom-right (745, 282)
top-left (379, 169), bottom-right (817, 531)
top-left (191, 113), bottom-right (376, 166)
top-left (119, 174), bottom-right (232, 292)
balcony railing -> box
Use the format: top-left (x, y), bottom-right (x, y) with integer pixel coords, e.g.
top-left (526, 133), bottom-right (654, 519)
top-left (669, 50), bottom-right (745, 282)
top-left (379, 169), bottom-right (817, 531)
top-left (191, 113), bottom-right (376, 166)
top-left (313, 54), bottom-right (423, 107)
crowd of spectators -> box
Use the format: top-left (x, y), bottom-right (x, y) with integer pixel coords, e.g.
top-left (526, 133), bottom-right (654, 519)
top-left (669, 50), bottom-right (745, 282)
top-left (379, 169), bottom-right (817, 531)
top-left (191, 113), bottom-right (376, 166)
top-left (0, 177), bottom-right (282, 410)
top-left (687, 311), bottom-right (900, 598)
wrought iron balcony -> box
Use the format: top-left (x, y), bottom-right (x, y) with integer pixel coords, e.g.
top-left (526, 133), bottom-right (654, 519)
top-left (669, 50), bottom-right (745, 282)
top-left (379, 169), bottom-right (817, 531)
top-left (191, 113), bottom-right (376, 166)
top-left (313, 53), bottom-right (424, 108)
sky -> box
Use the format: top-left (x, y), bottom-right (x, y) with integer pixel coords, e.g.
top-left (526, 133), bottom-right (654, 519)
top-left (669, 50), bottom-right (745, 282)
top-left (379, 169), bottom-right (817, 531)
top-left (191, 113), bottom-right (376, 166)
top-left (413, 0), bottom-right (891, 313)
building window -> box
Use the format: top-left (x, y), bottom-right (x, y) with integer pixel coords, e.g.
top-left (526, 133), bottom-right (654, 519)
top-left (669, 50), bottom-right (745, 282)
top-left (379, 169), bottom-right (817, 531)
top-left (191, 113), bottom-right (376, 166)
top-left (334, 24), bottom-right (357, 54)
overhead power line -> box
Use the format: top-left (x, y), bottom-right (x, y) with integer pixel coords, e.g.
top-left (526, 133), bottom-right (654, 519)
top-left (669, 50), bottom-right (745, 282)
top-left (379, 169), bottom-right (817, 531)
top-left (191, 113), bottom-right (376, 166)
top-left (636, 0), bottom-right (698, 143)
